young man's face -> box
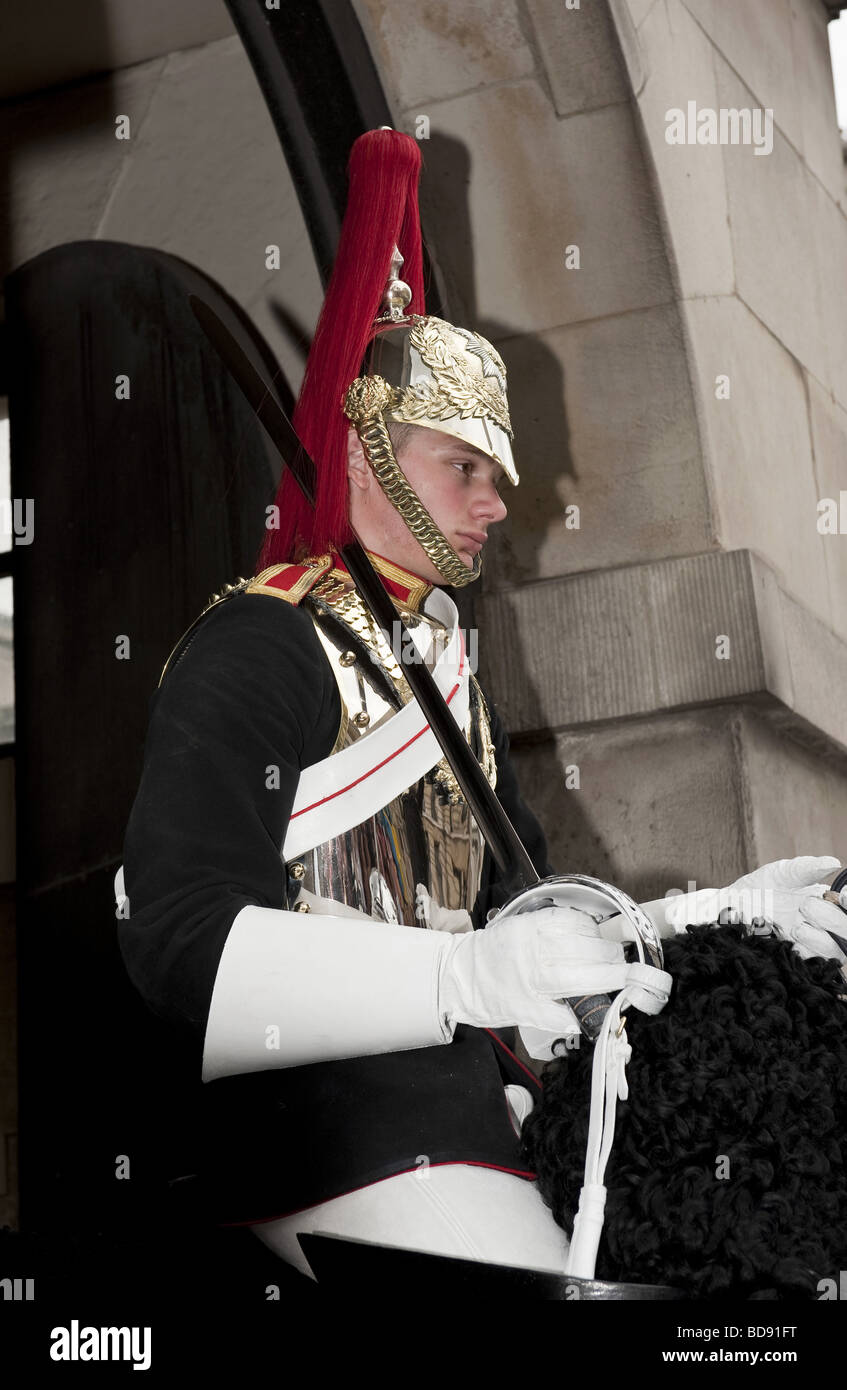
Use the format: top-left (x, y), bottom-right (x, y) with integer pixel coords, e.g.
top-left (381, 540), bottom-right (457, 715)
top-left (347, 424), bottom-right (509, 584)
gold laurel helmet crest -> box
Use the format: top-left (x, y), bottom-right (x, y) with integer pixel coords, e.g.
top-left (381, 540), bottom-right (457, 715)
top-left (389, 316), bottom-right (512, 438)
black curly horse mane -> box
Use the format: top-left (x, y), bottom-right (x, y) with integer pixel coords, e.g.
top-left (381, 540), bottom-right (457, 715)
top-left (521, 924), bottom-right (847, 1298)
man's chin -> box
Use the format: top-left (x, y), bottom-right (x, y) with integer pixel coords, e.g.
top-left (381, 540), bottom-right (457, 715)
top-left (454, 540), bottom-right (480, 567)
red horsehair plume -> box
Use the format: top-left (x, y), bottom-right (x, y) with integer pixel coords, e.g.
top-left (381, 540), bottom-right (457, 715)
top-left (257, 129), bottom-right (426, 570)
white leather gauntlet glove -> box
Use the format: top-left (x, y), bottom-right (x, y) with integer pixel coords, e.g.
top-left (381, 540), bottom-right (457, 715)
top-left (197, 889), bottom-right (672, 1081)
top-left (438, 904), bottom-right (666, 1034)
top-left (790, 888), bottom-right (847, 966)
top-left (660, 855), bottom-right (840, 935)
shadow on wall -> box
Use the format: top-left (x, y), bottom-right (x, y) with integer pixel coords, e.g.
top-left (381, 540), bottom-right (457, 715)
top-left (267, 299), bottom-right (310, 419)
top-left (417, 132), bottom-right (595, 867)
top-left (0, 1), bottom-right (115, 291)
top-left (421, 130), bottom-right (577, 594)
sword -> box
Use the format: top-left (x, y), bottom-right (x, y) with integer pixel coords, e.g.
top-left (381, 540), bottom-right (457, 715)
top-left (189, 294), bottom-right (614, 1036)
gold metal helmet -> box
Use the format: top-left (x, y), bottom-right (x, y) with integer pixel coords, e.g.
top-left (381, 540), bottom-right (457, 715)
top-left (343, 248), bottom-right (518, 586)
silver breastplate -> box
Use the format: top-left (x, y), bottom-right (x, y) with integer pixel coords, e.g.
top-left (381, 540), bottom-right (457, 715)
top-left (283, 579), bottom-right (497, 927)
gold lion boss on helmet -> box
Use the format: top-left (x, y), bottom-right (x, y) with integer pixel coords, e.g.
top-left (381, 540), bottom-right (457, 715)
top-left (342, 248), bottom-right (519, 588)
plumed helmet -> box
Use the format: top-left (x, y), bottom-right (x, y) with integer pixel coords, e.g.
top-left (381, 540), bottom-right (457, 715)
top-left (256, 129), bottom-right (517, 583)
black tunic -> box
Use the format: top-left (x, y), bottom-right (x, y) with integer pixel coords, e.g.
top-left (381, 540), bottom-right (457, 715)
top-left (119, 589), bottom-right (554, 1223)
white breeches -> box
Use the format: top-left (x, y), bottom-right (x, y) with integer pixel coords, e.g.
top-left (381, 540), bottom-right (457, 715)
top-left (249, 1086), bottom-right (570, 1280)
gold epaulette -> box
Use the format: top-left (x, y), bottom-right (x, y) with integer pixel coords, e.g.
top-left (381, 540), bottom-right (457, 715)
top-left (158, 558), bottom-right (338, 689)
top-left (244, 556), bottom-right (334, 605)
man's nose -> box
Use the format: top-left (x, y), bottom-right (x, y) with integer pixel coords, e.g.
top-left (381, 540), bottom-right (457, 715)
top-left (475, 482), bottom-right (507, 523)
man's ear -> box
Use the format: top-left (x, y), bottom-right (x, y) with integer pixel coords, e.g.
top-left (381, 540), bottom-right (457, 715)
top-left (346, 426), bottom-right (370, 492)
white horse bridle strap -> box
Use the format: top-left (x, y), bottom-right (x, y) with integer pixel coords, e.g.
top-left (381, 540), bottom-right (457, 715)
top-left (566, 965), bottom-right (671, 1280)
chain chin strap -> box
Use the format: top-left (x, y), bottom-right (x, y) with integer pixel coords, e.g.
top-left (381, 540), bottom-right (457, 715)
top-left (355, 412), bottom-right (481, 588)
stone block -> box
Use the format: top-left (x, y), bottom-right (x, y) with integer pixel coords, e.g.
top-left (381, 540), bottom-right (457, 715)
top-left (681, 294), bottom-right (831, 628)
top-left (477, 547), bottom-right (847, 753)
top-left (779, 581), bottom-right (847, 756)
top-left (414, 82), bottom-right (673, 335)
top-left (807, 374), bottom-right (847, 639)
top-left (476, 549), bottom-right (762, 734)
top-left (510, 707), bottom-right (751, 902)
top-left (478, 561), bottom-right (658, 732)
top-left (646, 550), bottom-right (763, 708)
top-left (633, 0), bottom-right (735, 297)
top-left (524, 0), bottom-right (629, 118)
top-left (790, 0), bottom-right (846, 205)
top-left (811, 182), bottom-right (847, 409)
top-left (510, 698), bottom-right (847, 912)
top-left (747, 549), bottom-right (847, 757)
top-left (738, 706), bottom-right (847, 865)
top-left (483, 304), bottom-right (711, 585)
top-left (353, 0), bottom-right (534, 110)
top-left (747, 547), bottom-right (847, 757)
top-left (682, 0), bottom-right (803, 155)
top-left (748, 551), bottom-right (795, 710)
top-left (99, 38), bottom-right (324, 398)
top-left (714, 58), bottom-right (832, 395)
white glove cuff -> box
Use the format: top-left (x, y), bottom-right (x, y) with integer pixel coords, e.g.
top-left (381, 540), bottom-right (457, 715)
top-left (202, 904), bottom-right (455, 1081)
